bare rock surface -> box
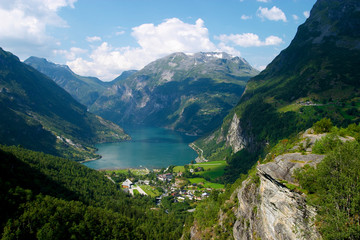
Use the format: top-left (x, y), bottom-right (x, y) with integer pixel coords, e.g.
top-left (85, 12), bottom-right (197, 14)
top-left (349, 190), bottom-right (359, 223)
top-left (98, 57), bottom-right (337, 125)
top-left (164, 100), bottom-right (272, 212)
top-left (258, 153), bottom-right (325, 183)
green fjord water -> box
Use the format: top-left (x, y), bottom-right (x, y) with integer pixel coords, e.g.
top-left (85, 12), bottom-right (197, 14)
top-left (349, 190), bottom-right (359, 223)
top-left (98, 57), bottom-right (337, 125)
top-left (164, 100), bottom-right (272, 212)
top-left (83, 127), bottom-right (198, 169)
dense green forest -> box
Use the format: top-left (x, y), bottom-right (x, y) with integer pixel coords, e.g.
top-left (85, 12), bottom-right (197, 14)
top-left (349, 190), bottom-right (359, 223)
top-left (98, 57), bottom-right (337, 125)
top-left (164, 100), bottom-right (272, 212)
top-left (0, 146), bottom-right (190, 239)
top-left (295, 124), bottom-right (360, 239)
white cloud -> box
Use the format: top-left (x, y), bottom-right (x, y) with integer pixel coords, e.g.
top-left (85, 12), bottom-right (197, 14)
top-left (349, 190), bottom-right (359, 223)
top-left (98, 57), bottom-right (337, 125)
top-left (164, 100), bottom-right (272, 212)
top-left (303, 11), bottom-right (310, 18)
top-left (216, 33), bottom-right (283, 47)
top-left (115, 31), bottom-right (125, 36)
top-left (86, 36), bottom-right (102, 42)
top-left (131, 18), bottom-right (216, 55)
top-left (257, 0), bottom-right (270, 2)
top-left (67, 18), bottom-right (221, 81)
top-left (257, 6), bottom-right (287, 22)
top-left (0, 0), bottom-right (77, 59)
top-left (241, 15), bottom-right (252, 20)
top-left (53, 47), bottom-right (87, 60)
top-left (217, 43), bottom-right (241, 57)
top-left (292, 14), bottom-right (299, 21)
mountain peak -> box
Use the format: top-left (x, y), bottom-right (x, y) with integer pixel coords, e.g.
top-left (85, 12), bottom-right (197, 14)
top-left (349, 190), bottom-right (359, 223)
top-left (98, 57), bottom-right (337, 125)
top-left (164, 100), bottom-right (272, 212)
top-left (293, 0), bottom-right (360, 48)
top-left (25, 56), bottom-right (72, 72)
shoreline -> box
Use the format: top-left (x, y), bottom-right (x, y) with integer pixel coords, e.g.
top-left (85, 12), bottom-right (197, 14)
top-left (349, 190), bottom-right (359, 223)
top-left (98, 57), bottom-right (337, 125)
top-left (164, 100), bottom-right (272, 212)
top-left (189, 143), bottom-right (208, 163)
top-left (79, 156), bottom-right (101, 164)
top-left (98, 167), bottom-right (152, 171)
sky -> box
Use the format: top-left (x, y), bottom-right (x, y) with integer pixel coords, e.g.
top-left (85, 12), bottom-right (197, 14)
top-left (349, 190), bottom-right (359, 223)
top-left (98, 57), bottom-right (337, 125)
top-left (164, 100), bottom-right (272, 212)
top-left (0, 0), bottom-right (317, 81)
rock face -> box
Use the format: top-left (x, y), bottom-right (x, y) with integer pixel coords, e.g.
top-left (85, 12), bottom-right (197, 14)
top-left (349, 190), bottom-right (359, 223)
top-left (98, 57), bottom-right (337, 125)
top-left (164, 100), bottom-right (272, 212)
top-left (233, 169), bottom-right (321, 240)
top-left (258, 153), bottom-right (324, 183)
top-left (230, 128), bottom-right (341, 240)
top-left (231, 127), bottom-right (359, 240)
top-left (226, 113), bottom-right (246, 153)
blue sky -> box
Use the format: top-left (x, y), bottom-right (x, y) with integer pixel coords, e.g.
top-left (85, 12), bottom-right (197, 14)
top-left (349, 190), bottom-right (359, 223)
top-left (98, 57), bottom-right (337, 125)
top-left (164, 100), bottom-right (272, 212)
top-left (0, 0), bottom-right (317, 81)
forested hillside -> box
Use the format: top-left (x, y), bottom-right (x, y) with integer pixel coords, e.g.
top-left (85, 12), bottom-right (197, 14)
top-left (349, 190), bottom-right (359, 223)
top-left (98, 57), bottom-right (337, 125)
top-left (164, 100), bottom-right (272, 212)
top-left (0, 146), bottom-right (190, 239)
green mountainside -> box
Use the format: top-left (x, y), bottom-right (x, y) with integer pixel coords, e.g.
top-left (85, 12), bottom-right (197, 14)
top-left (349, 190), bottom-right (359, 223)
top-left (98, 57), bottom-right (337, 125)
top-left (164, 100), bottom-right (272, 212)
top-left (91, 52), bottom-right (259, 135)
top-left (24, 56), bottom-right (109, 106)
top-left (196, 0), bottom-right (360, 181)
top-left (111, 70), bottom-right (138, 84)
top-left (0, 48), bottom-right (129, 160)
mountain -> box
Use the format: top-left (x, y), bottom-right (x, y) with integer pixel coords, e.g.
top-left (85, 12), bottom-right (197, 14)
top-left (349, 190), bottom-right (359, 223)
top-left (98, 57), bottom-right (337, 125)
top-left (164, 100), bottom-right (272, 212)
top-left (196, 0), bottom-right (360, 170)
top-left (111, 70), bottom-right (138, 84)
top-left (24, 56), bottom-right (110, 106)
top-left (188, 1), bottom-right (360, 238)
top-left (0, 48), bottom-right (129, 160)
top-left (91, 52), bottom-right (259, 135)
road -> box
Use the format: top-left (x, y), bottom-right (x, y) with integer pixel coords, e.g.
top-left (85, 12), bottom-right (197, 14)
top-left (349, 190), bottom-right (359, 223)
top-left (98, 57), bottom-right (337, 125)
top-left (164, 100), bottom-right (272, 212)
top-left (129, 185), bottom-right (147, 196)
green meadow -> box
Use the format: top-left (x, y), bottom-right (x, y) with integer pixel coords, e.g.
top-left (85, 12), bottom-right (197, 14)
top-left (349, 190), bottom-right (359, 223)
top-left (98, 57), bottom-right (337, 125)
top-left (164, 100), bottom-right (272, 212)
top-left (173, 160), bottom-right (227, 181)
top-left (188, 178), bottom-right (225, 189)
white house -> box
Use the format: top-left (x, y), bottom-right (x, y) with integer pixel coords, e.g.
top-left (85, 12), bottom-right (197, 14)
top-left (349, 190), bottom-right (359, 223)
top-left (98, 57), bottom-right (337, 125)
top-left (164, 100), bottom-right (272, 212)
top-left (122, 179), bottom-right (133, 189)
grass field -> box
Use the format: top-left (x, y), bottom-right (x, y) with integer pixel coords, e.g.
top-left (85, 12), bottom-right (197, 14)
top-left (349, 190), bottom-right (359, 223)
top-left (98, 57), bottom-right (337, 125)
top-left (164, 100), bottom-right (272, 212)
top-left (173, 161), bottom-right (227, 181)
top-left (139, 185), bottom-right (162, 197)
top-left (188, 178), bottom-right (225, 189)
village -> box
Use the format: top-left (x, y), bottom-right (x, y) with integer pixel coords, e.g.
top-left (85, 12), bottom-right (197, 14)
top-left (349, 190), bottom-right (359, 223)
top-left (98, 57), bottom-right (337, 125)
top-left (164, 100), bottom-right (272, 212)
top-left (102, 160), bottom-right (227, 205)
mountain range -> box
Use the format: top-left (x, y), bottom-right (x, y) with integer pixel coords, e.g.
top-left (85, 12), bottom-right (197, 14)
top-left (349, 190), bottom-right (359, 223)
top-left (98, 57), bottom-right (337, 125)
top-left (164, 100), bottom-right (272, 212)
top-left (24, 57), bottom-right (138, 106)
top-left (27, 52), bottom-right (259, 136)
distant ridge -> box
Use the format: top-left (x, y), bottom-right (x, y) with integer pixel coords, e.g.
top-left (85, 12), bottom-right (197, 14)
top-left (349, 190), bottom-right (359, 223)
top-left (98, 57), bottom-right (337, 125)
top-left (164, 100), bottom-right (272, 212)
top-left (25, 56), bottom-right (109, 106)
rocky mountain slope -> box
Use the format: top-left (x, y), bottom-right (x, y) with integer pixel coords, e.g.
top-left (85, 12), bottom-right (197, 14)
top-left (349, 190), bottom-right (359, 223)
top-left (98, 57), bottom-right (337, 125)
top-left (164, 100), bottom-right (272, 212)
top-left (0, 48), bottom-right (129, 160)
top-left (196, 0), bottom-right (360, 164)
top-left (187, 0), bottom-right (360, 239)
top-left (231, 133), bottom-right (325, 240)
top-left (189, 125), bottom-right (358, 239)
top-left (91, 52), bottom-right (259, 135)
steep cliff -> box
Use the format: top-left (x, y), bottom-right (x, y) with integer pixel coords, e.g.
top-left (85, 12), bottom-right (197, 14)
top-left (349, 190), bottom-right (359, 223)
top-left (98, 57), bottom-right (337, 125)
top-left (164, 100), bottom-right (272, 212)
top-left (189, 126), bottom-right (357, 239)
top-left (233, 153), bottom-right (323, 240)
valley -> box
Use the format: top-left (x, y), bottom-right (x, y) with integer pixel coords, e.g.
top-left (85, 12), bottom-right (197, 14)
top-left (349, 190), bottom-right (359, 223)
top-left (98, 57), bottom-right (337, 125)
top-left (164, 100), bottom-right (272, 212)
top-left (1, 0), bottom-right (360, 239)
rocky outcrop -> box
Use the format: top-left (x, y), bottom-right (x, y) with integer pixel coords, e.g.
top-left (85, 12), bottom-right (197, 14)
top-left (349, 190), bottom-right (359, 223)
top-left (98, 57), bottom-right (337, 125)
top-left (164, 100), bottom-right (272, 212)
top-left (258, 153), bottom-right (324, 183)
top-left (233, 160), bottom-right (321, 240)
top-left (231, 128), bottom-right (358, 239)
top-left (231, 128), bottom-right (330, 240)
top-left (226, 113), bottom-right (246, 153)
